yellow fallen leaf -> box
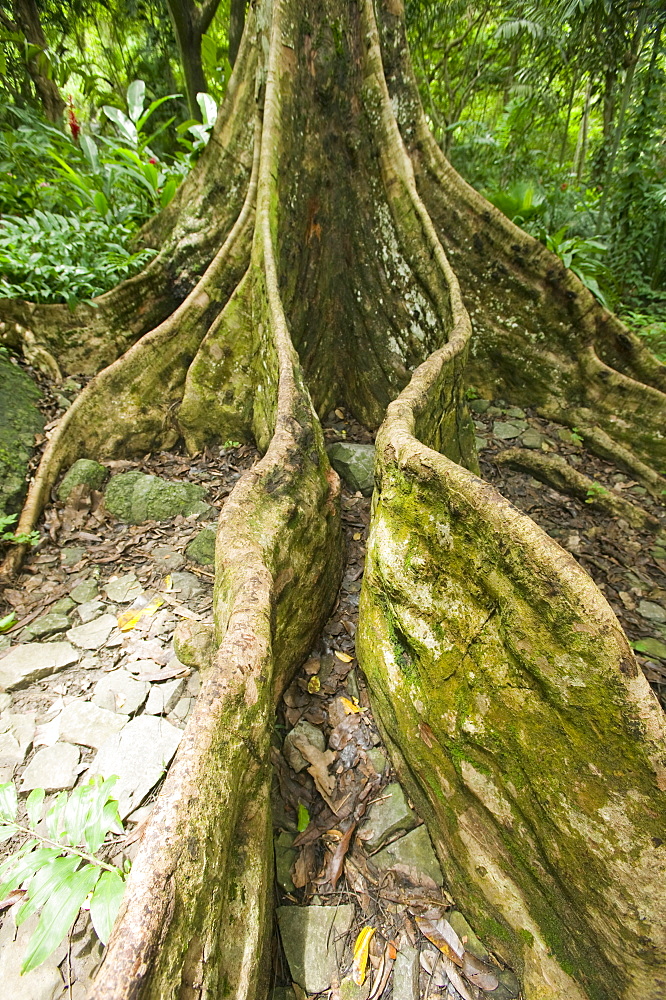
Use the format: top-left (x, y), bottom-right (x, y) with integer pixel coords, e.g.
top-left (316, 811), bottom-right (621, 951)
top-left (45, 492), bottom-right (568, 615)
top-left (353, 532), bottom-right (361, 541)
top-left (307, 675), bottom-right (320, 694)
top-left (163, 575), bottom-right (173, 592)
top-left (341, 696), bottom-right (362, 715)
top-left (334, 650), bottom-right (352, 663)
top-left (334, 408), bottom-right (345, 419)
top-left (351, 926), bottom-right (376, 985)
top-left (117, 595), bottom-right (165, 632)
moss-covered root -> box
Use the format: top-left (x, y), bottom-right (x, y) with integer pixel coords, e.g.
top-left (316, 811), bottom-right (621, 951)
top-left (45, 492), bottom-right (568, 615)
top-left (359, 410), bottom-right (666, 1000)
top-left (495, 447), bottom-right (658, 530)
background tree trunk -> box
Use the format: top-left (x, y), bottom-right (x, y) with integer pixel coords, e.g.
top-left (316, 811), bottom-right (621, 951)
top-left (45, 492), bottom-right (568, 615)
top-left (12, 0), bottom-right (65, 122)
top-left (165, 0), bottom-right (222, 120)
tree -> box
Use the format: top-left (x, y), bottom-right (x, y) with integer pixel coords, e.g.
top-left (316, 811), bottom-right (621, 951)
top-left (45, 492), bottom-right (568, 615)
top-left (165, 0), bottom-right (222, 119)
top-left (0, 0), bottom-right (66, 120)
top-left (2, 1), bottom-right (666, 998)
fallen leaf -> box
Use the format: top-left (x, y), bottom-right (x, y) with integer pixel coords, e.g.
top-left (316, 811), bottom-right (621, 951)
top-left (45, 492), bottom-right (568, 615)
top-left (462, 952), bottom-right (499, 991)
top-left (415, 912), bottom-right (464, 967)
top-left (117, 594), bottom-right (165, 631)
top-left (325, 822), bottom-right (356, 890)
top-left (367, 940), bottom-right (397, 1000)
top-left (334, 650), bottom-right (353, 663)
top-left (351, 926), bottom-right (375, 985)
top-left (297, 803), bottom-right (310, 832)
top-left (307, 675), bottom-right (321, 694)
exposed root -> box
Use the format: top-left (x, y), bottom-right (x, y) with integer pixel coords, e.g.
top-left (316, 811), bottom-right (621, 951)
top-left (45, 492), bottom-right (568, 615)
top-left (0, 320), bottom-right (62, 380)
top-left (495, 446), bottom-right (658, 530)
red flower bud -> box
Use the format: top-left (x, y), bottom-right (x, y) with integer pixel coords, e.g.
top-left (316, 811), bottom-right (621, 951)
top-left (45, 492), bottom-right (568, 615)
top-left (67, 96), bottom-right (80, 142)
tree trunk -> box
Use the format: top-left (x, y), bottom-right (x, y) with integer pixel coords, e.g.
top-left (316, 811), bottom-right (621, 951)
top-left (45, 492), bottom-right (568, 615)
top-left (12, 0), bottom-right (65, 122)
top-left (228, 0), bottom-right (245, 67)
top-left (165, 0), bottom-right (222, 120)
top-left (2, 1), bottom-right (666, 998)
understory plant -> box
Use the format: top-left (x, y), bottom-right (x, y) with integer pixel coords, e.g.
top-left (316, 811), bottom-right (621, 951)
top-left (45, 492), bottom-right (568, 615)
top-left (0, 776), bottom-right (128, 973)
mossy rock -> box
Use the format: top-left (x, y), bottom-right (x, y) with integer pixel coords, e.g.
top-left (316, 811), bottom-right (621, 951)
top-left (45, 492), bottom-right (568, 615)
top-left (0, 355), bottom-right (44, 517)
top-left (104, 471), bottom-right (207, 524)
top-left (58, 459), bottom-right (109, 502)
top-left (327, 442), bottom-right (375, 495)
top-left (186, 528), bottom-right (216, 566)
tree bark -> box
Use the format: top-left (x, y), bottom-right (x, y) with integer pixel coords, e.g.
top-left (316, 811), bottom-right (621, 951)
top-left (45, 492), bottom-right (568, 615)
top-left (2, 1), bottom-right (666, 998)
top-left (11, 0), bottom-right (65, 122)
top-left (228, 0), bottom-right (245, 66)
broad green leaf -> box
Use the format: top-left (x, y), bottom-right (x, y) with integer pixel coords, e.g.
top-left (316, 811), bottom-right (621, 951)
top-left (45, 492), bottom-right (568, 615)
top-left (196, 92), bottom-right (218, 128)
top-left (160, 176), bottom-right (178, 208)
top-left (102, 106), bottom-right (138, 146)
top-left (136, 93), bottom-right (180, 133)
top-left (0, 612), bottom-right (16, 632)
top-left (46, 790), bottom-right (67, 842)
top-left (0, 782), bottom-right (17, 824)
top-left (26, 788), bottom-right (45, 829)
top-left (90, 869), bottom-right (125, 944)
top-left (16, 854), bottom-right (80, 926)
top-left (0, 846), bottom-right (61, 900)
top-left (79, 134), bottom-right (99, 173)
top-left (127, 79), bottom-right (146, 123)
top-left (297, 803), bottom-right (310, 832)
top-left (21, 863), bottom-right (101, 974)
top-left (93, 190), bottom-right (109, 216)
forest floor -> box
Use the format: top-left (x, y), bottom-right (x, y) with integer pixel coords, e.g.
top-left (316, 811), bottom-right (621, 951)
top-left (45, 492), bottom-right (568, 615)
top-left (0, 388), bottom-right (664, 1000)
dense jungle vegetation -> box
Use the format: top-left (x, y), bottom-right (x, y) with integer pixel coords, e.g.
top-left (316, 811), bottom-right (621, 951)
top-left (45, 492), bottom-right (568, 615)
top-left (1, 0), bottom-right (665, 351)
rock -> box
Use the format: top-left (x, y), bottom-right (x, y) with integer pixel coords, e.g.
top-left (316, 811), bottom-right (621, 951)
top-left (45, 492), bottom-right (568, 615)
top-left (521, 429), bottom-right (546, 450)
top-left (327, 442), bottom-right (375, 495)
top-left (92, 670), bottom-right (149, 715)
top-left (186, 528), bottom-right (216, 566)
top-left (505, 406), bottom-right (526, 418)
top-left (0, 911), bottom-right (66, 1000)
top-left (103, 573), bottom-right (143, 604)
top-left (0, 692), bottom-right (11, 712)
top-left (366, 747), bottom-right (388, 775)
top-left (360, 782), bottom-right (419, 851)
top-left (392, 943), bottom-right (420, 1000)
top-left (57, 459), bottom-right (108, 502)
top-left (61, 546), bottom-right (86, 567)
top-left (67, 614), bottom-right (117, 650)
top-left (634, 638), bottom-right (666, 660)
top-left (372, 825), bottom-right (442, 884)
top-left (172, 696), bottom-right (192, 721)
top-left (638, 600), bottom-right (666, 624)
top-left (170, 570), bottom-right (205, 603)
top-left (58, 699), bottom-right (128, 748)
top-left (275, 831), bottom-right (297, 892)
top-left (20, 743), bottom-right (80, 791)
top-left (145, 678), bottom-right (186, 715)
top-left (86, 715), bottom-right (182, 817)
top-left (174, 621), bottom-right (214, 670)
top-left (104, 471), bottom-right (207, 524)
top-left (276, 904), bottom-right (354, 993)
top-left (556, 427), bottom-right (580, 445)
top-left (0, 732), bottom-right (27, 781)
top-left (493, 967), bottom-right (522, 999)
top-left (52, 597), bottom-right (75, 615)
top-left (474, 435), bottom-right (487, 451)
top-left (151, 545), bottom-right (186, 573)
top-left (70, 578), bottom-right (99, 603)
top-left (22, 612), bottom-right (70, 640)
top-left (0, 353), bottom-right (44, 518)
top-left (468, 398), bottom-right (490, 413)
top-left (0, 642), bottom-right (79, 691)
top-left (76, 599), bottom-right (105, 623)
top-left (283, 719), bottom-right (326, 772)
top-left (493, 421), bottom-right (526, 440)
top-left (339, 978), bottom-right (370, 1000)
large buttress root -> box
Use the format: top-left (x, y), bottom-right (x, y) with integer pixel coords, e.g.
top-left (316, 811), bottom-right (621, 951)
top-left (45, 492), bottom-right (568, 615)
top-left (3, 1), bottom-right (666, 998)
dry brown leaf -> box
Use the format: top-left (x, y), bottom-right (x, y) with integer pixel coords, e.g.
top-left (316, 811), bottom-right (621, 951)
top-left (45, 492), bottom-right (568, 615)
top-left (462, 952), bottom-right (500, 992)
top-left (415, 911), bottom-right (465, 967)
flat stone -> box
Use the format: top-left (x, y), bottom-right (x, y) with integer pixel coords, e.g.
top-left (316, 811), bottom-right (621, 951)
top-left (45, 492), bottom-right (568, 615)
top-left (52, 597), bottom-right (75, 615)
top-left (58, 459), bottom-right (108, 502)
top-left (144, 678), bottom-right (186, 715)
top-left (505, 406), bottom-right (526, 418)
top-left (0, 641), bottom-right (79, 691)
top-left (92, 670), bottom-right (149, 715)
top-left (76, 599), bottom-right (105, 623)
top-left (172, 696), bottom-right (192, 721)
top-left (22, 612), bottom-right (70, 640)
top-left (634, 638), bottom-right (666, 660)
top-left (86, 715), bottom-right (182, 817)
top-left (474, 435), bottom-right (488, 452)
top-left (360, 782), bottom-right (419, 851)
top-left (392, 943), bottom-right (420, 1000)
top-left (493, 421), bottom-right (526, 440)
top-left (67, 614), bottom-right (117, 650)
top-left (339, 978), bottom-right (369, 1000)
top-left (275, 831), bottom-right (297, 892)
top-left (521, 429), bottom-right (546, 450)
top-left (638, 600), bottom-right (666, 624)
top-left (0, 732), bottom-right (27, 781)
top-left (276, 904), bottom-right (354, 993)
top-left (103, 573), bottom-right (143, 604)
top-left (468, 398), bottom-right (490, 413)
top-left (151, 545), bottom-right (186, 573)
top-left (0, 911), bottom-right (65, 1000)
top-left (372, 824), bottom-right (442, 884)
top-left (170, 570), bottom-right (205, 603)
top-left (58, 699), bottom-right (128, 748)
top-left (367, 747), bottom-right (388, 775)
top-left (21, 743), bottom-right (80, 791)
top-left (283, 719), bottom-right (326, 772)
top-left (327, 442), bottom-right (375, 495)
top-left (104, 471), bottom-right (207, 524)
top-left (61, 546), bottom-right (87, 567)
top-left (186, 528), bottom-right (216, 567)
top-left (447, 910), bottom-right (489, 962)
top-left (70, 578), bottom-right (99, 603)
